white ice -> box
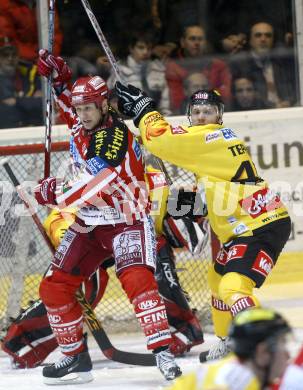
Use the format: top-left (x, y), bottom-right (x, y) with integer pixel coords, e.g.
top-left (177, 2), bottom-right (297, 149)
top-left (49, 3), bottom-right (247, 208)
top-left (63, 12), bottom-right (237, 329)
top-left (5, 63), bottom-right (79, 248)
top-left (1, 329), bottom-right (303, 390)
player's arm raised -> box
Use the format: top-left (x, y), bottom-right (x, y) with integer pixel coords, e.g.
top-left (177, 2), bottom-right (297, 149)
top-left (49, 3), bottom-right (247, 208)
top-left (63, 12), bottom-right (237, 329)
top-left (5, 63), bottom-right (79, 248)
top-left (115, 82), bottom-right (206, 169)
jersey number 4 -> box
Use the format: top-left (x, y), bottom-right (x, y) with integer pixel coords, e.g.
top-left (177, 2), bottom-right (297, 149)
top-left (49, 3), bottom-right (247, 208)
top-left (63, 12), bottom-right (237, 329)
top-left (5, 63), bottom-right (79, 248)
top-left (231, 160), bottom-right (259, 183)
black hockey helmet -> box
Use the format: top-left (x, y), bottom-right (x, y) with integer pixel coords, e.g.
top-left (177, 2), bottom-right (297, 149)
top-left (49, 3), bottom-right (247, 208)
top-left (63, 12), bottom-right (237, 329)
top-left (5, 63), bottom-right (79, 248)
top-left (229, 308), bottom-right (291, 359)
top-left (187, 89), bottom-right (224, 125)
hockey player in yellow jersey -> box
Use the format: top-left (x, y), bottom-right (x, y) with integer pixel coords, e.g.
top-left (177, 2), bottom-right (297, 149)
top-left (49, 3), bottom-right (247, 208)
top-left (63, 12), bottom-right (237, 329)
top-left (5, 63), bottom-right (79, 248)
top-left (115, 82), bottom-right (291, 361)
top-left (167, 307), bottom-right (292, 390)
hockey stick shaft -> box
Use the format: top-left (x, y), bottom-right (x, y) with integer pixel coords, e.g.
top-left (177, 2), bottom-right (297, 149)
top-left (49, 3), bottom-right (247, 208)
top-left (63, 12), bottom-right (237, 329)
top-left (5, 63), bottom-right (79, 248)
top-left (2, 161), bottom-right (156, 366)
top-left (44, 0), bottom-right (56, 178)
top-left (80, 0), bottom-right (122, 82)
top-left (80, 0), bottom-right (173, 185)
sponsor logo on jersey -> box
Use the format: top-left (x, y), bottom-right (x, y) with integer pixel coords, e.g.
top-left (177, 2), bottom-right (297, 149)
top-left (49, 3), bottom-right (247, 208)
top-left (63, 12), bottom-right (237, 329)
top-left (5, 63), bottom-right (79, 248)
top-left (216, 247), bottom-right (228, 265)
top-left (226, 244), bottom-right (248, 261)
top-left (138, 299), bottom-right (159, 311)
top-left (132, 139), bottom-right (142, 160)
top-left (94, 130), bottom-right (107, 156)
top-left (205, 131), bottom-right (222, 143)
top-left (221, 128), bottom-right (238, 141)
top-left (147, 172), bottom-right (167, 190)
top-left (146, 124), bottom-right (168, 140)
top-left (227, 216), bottom-right (237, 224)
top-left (114, 231), bottom-right (144, 271)
top-left (87, 157), bottom-right (109, 175)
top-left (233, 222), bottom-right (249, 235)
top-left (239, 188), bottom-right (282, 218)
top-left (170, 126), bottom-right (188, 134)
top-left (105, 127), bottom-right (125, 160)
top-left (144, 112), bottom-right (163, 125)
top-left (252, 250), bottom-right (274, 277)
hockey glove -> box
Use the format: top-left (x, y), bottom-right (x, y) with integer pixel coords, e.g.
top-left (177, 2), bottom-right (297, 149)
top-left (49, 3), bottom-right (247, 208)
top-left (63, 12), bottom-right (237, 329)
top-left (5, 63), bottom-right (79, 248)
top-left (115, 81), bottom-right (156, 127)
top-left (34, 177), bottom-right (58, 206)
top-left (37, 49), bottom-right (72, 87)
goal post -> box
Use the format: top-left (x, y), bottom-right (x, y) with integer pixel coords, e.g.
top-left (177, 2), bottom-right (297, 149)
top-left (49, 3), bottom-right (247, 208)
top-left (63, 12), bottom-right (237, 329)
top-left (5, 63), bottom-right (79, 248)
top-left (0, 141), bottom-right (215, 332)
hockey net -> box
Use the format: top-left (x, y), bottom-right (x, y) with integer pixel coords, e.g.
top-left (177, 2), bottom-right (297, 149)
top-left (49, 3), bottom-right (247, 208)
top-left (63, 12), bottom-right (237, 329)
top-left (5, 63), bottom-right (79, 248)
top-left (0, 141), bottom-right (216, 333)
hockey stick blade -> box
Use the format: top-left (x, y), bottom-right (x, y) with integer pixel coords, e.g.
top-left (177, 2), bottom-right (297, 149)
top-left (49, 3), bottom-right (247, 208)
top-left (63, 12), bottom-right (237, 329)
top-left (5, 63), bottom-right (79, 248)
top-left (2, 162), bottom-right (156, 366)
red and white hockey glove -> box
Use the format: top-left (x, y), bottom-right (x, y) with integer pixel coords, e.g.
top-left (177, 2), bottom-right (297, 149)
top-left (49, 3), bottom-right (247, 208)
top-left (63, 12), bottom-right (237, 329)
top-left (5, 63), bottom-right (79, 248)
top-left (34, 177), bottom-right (58, 206)
top-left (37, 49), bottom-right (72, 87)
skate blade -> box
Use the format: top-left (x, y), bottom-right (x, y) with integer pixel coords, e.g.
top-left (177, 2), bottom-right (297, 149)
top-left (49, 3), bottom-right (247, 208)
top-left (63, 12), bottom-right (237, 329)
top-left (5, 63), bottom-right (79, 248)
top-left (43, 371), bottom-right (93, 385)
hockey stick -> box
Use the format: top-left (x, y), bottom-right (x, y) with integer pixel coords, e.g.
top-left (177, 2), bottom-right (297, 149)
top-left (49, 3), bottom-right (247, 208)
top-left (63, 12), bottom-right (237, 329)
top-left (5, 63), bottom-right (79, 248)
top-left (44, 0), bottom-right (56, 178)
top-left (1, 159), bottom-right (156, 366)
top-left (80, 0), bottom-right (122, 82)
top-left (80, 0), bottom-right (173, 185)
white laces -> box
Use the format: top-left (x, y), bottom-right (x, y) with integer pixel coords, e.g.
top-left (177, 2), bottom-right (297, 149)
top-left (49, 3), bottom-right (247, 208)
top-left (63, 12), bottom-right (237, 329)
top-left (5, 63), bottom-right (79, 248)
top-left (55, 355), bottom-right (74, 369)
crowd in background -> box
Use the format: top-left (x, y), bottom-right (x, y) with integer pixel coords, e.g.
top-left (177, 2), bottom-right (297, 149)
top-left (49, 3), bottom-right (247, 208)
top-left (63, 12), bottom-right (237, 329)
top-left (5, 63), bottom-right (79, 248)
top-left (0, 0), bottom-right (298, 128)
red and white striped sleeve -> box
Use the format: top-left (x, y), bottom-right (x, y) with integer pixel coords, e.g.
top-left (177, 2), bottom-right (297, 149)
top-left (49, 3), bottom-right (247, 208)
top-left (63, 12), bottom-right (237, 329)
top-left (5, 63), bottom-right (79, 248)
top-left (53, 87), bottom-right (76, 129)
top-left (56, 166), bottom-right (118, 209)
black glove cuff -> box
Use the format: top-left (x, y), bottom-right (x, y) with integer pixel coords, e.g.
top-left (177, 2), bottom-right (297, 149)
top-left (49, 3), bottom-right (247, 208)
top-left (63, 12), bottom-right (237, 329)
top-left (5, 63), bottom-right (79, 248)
top-left (133, 101), bottom-right (156, 127)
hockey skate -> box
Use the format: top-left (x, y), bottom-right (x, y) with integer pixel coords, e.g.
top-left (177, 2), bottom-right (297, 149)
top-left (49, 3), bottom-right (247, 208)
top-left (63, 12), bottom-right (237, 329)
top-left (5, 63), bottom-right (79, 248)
top-left (199, 337), bottom-right (231, 362)
top-left (42, 349), bottom-right (93, 385)
top-left (154, 348), bottom-right (182, 380)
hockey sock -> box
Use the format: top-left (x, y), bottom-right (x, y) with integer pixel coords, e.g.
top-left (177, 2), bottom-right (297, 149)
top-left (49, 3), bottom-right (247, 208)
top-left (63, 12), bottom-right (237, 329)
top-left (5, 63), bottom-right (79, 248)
top-left (40, 270), bottom-right (86, 355)
top-left (119, 266), bottom-right (171, 350)
top-left (218, 272), bottom-right (261, 317)
top-left (211, 296), bottom-right (232, 338)
top-left (133, 289), bottom-right (172, 350)
top-left (207, 264), bottom-right (231, 337)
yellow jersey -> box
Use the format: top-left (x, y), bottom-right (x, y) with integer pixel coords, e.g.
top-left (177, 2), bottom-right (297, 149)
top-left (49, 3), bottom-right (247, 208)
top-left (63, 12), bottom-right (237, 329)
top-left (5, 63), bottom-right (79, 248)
top-left (168, 354), bottom-right (261, 390)
top-left (139, 112), bottom-right (289, 243)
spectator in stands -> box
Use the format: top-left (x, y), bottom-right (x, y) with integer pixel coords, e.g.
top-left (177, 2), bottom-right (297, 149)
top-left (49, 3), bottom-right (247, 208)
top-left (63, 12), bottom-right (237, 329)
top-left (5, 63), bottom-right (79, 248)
top-left (0, 0), bottom-right (62, 63)
top-left (165, 24), bottom-right (232, 114)
top-left (221, 33), bottom-right (247, 55)
top-left (178, 71), bottom-right (209, 115)
top-left (107, 31), bottom-right (171, 116)
top-left (230, 21), bottom-right (297, 108)
top-left (231, 75), bottom-right (273, 111)
top-left (0, 35), bottom-right (43, 129)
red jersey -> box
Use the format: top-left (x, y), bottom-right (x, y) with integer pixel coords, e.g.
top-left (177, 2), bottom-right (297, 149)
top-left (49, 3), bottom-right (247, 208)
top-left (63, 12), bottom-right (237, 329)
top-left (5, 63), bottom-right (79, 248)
top-left (54, 87), bottom-right (149, 225)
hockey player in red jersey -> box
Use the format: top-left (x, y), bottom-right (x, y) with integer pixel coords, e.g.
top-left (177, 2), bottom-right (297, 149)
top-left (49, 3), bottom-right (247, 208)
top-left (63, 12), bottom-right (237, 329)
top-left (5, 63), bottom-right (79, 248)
top-left (33, 49), bottom-right (181, 384)
top-left (1, 160), bottom-right (206, 369)
top-left (1, 198), bottom-right (206, 368)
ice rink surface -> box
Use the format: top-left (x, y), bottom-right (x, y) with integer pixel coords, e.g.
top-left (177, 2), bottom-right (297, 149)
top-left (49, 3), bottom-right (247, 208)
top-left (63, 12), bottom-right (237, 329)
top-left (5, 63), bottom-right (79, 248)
top-left (0, 332), bottom-right (218, 390)
top-left (1, 329), bottom-right (302, 390)
top-left (1, 279), bottom-right (303, 390)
